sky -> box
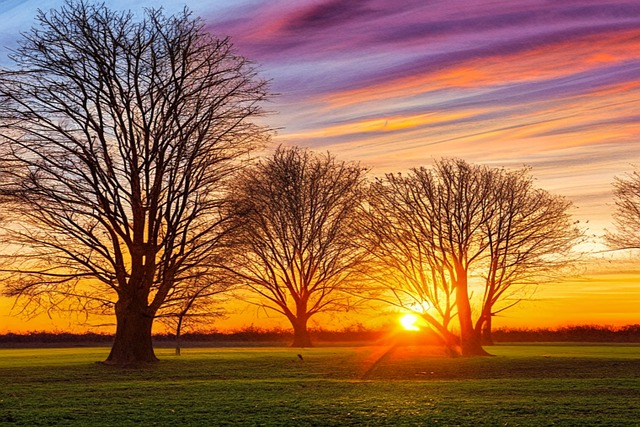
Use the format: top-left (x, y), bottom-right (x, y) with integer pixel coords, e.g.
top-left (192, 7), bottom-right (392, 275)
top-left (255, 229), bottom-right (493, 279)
top-left (0, 0), bottom-right (639, 333)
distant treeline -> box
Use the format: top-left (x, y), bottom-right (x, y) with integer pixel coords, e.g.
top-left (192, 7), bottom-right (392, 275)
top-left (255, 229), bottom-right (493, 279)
top-left (1, 324), bottom-right (639, 345)
top-left (0, 326), bottom-right (381, 347)
top-left (492, 324), bottom-right (640, 343)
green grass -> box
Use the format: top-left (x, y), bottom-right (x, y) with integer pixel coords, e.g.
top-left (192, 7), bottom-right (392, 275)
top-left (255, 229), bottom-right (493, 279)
top-left (1, 344), bottom-right (639, 426)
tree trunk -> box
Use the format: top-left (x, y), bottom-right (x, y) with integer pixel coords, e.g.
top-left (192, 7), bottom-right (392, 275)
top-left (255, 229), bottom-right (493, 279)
top-left (175, 314), bottom-right (184, 356)
top-left (290, 316), bottom-right (312, 348)
top-left (475, 309), bottom-right (495, 346)
top-left (105, 296), bottom-right (158, 366)
top-left (481, 314), bottom-right (494, 345)
top-left (421, 314), bottom-right (460, 356)
top-left (455, 265), bottom-right (491, 357)
top-left (439, 329), bottom-right (461, 357)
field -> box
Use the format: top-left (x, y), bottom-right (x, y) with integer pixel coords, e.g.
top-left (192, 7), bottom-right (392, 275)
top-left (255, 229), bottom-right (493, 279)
top-left (1, 344), bottom-right (639, 426)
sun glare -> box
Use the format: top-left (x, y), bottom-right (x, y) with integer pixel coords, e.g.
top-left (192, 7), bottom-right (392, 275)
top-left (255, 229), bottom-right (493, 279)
top-left (400, 313), bottom-right (420, 331)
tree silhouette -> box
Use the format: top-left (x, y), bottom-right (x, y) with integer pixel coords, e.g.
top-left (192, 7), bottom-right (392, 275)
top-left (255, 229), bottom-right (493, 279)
top-left (0, 1), bottom-right (268, 365)
top-left (362, 159), bottom-right (581, 356)
top-left (225, 146), bottom-right (367, 347)
top-left (156, 275), bottom-right (228, 356)
top-left (478, 167), bottom-right (581, 344)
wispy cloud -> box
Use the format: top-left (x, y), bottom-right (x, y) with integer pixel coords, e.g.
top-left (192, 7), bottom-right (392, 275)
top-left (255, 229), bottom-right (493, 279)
top-left (206, 1), bottom-right (640, 211)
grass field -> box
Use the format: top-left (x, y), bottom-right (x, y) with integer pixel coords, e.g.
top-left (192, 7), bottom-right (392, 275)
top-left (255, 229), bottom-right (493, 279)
top-left (1, 343), bottom-right (639, 426)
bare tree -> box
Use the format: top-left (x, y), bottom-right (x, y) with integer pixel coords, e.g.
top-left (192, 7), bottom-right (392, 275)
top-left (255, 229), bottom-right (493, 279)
top-left (373, 160), bottom-right (494, 356)
top-left (478, 168), bottom-right (581, 344)
top-left (362, 159), bottom-right (581, 356)
top-left (425, 159), bottom-right (496, 356)
top-left (0, 1), bottom-right (269, 365)
top-left (225, 146), bottom-right (367, 347)
top-left (156, 275), bottom-right (227, 356)
top-left (606, 168), bottom-right (640, 250)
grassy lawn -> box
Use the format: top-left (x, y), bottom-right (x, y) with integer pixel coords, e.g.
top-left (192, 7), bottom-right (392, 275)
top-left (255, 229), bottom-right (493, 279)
top-left (0, 344), bottom-right (639, 426)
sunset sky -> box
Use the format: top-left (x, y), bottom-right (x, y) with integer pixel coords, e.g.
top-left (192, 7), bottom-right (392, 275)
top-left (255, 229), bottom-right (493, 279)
top-left (0, 0), bottom-right (639, 333)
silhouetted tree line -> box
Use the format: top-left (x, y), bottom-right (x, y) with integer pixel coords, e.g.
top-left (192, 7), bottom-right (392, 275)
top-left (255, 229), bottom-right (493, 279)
top-left (2, 325), bottom-right (639, 346)
top-left (0, 332), bottom-right (113, 345)
top-left (0, 327), bottom-right (381, 346)
top-left (492, 325), bottom-right (640, 343)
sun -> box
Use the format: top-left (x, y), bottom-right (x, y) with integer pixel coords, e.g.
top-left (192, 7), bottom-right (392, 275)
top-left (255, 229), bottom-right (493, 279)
top-left (399, 313), bottom-right (420, 331)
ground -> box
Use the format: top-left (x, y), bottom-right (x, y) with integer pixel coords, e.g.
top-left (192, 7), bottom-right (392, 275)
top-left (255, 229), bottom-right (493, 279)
top-left (0, 343), bottom-right (639, 426)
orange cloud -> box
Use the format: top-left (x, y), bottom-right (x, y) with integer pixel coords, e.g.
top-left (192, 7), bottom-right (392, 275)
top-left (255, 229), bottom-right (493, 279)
top-left (283, 111), bottom-right (472, 139)
top-left (324, 29), bottom-right (640, 108)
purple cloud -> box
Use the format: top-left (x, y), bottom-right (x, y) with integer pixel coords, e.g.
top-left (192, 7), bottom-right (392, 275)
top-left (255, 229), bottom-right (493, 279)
top-left (282, 0), bottom-right (379, 32)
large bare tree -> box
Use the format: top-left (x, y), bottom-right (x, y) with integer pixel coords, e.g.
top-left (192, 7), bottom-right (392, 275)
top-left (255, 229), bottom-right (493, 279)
top-left (606, 168), bottom-right (640, 250)
top-left (225, 146), bottom-right (367, 347)
top-left (478, 167), bottom-right (581, 344)
top-left (362, 159), bottom-right (581, 356)
top-left (0, 1), bottom-right (268, 365)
